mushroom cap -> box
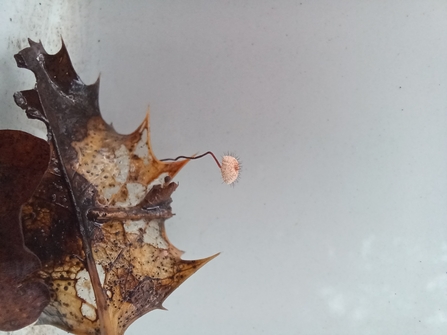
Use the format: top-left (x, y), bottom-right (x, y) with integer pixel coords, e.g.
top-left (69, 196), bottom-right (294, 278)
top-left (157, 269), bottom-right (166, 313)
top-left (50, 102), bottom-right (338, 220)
top-left (220, 155), bottom-right (240, 185)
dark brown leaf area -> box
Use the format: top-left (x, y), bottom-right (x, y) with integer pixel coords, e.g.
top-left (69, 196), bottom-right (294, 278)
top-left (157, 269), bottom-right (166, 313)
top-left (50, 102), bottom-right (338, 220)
top-left (2, 39), bottom-right (217, 335)
top-left (0, 130), bottom-right (50, 331)
top-left (21, 140), bottom-right (91, 334)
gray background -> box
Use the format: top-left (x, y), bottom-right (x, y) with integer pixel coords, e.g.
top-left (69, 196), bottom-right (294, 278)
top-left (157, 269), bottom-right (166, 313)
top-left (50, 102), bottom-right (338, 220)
top-left (1, 1), bottom-right (447, 334)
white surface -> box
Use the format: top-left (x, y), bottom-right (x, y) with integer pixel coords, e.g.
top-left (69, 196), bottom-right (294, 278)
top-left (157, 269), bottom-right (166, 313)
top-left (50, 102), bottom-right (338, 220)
top-left (2, 1), bottom-right (447, 334)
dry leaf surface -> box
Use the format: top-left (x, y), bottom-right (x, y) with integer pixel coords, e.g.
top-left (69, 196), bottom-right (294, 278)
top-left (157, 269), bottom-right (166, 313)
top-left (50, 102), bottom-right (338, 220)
top-left (0, 39), bottom-right (216, 335)
top-left (0, 130), bottom-right (51, 331)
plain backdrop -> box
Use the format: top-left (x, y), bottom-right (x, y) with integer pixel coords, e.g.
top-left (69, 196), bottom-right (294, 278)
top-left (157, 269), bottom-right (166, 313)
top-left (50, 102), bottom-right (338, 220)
top-left (2, 1), bottom-right (447, 334)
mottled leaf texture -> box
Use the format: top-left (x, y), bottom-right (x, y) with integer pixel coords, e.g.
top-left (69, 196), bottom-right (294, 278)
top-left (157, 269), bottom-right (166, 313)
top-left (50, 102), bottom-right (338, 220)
top-left (0, 130), bottom-right (51, 331)
top-left (6, 39), bottom-right (217, 335)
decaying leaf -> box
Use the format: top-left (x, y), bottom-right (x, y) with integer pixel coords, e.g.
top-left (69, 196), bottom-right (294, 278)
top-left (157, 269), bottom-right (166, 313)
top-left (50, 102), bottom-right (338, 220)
top-left (0, 39), bottom-right (217, 335)
top-left (0, 130), bottom-right (50, 331)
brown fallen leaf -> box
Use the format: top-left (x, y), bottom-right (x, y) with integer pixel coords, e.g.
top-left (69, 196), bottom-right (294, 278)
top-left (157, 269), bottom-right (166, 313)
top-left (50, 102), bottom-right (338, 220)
top-left (1, 39), bottom-right (217, 335)
top-left (0, 130), bottom-right (51, 331)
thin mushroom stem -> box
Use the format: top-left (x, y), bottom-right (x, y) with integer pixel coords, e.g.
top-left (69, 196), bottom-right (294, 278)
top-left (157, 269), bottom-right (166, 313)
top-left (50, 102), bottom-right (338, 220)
top-left (161, 151), bottom-right (222, 169)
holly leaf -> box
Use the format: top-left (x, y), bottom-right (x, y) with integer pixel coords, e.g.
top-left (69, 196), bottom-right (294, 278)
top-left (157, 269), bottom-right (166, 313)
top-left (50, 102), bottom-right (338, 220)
top-left (4, 39), bottom-right (217, 335)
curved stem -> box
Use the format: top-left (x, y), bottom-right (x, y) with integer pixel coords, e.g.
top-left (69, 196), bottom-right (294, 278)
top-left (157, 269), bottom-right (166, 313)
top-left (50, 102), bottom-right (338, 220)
top-left (161, 151), bottom-right (221, 168)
